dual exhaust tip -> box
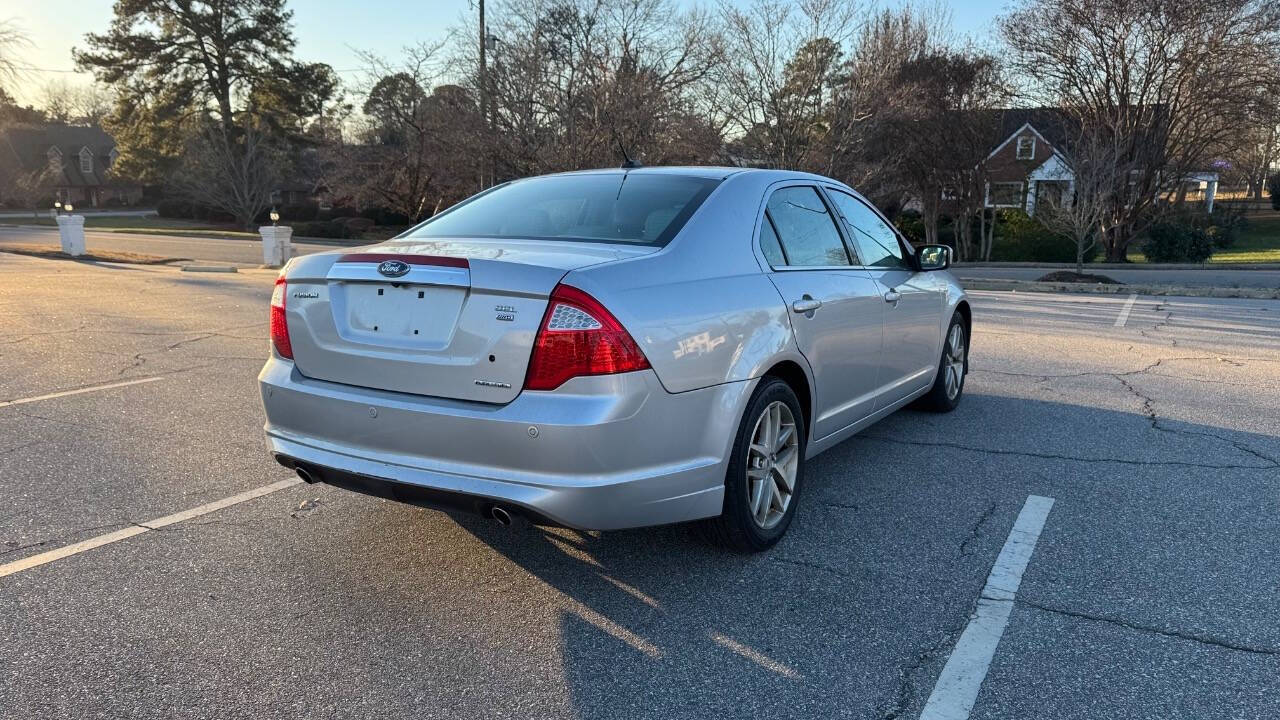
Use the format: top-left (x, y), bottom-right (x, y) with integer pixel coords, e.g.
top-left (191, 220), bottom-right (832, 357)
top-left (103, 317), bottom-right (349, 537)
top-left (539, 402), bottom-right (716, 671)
top-left (294, 464), bottom-right (517, 528)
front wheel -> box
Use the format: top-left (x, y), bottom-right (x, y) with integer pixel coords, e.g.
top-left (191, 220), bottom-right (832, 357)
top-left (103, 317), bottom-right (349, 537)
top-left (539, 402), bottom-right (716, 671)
top-left (704, 377), bottom-right (806, 552)
top-left (918, 311), bottom-right (968, 412)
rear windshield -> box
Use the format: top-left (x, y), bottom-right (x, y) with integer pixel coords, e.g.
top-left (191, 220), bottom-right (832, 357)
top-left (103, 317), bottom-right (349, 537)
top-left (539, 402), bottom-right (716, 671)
top-left (406, 173), bottom-right (720, 247)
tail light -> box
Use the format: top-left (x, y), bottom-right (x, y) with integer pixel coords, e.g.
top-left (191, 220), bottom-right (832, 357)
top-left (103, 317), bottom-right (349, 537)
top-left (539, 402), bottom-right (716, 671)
top-left (270, 276), bottom-right (293, 359)
top-left (524, 284), bottom-right (650, 391)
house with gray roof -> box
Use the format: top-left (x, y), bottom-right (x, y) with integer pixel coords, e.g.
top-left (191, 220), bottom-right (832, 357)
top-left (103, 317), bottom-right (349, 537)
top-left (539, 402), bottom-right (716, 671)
top-left (0, 124), bottom-right (142, 208)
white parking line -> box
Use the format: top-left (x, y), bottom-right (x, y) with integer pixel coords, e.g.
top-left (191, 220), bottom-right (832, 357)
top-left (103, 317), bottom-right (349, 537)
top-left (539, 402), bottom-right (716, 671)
top-left (919, 495), bottom-right (1056, 720)
top-left (0, 376), bottom-right (164, 408)
top-left (0, 477), bottom-right (301, 578)
top-left (1114, 293), bottom-right (1138, 327)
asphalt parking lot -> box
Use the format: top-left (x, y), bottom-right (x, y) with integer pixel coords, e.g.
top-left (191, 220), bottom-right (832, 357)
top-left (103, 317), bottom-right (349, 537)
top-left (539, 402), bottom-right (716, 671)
top-left (2, 252), bottom-right (1278, 719)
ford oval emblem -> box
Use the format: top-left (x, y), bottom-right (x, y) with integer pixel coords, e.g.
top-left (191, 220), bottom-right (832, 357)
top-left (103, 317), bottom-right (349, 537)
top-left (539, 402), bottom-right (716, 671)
top-left (377, 260), bottom-right (410, 278)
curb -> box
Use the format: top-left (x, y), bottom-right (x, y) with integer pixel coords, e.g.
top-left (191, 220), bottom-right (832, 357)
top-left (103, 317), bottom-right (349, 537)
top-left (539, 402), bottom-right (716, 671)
top-left (955, 262), bottom-right (1280, 271)
top-left (959, 278), bottom-right (1280, 300)
top-left (181, 265), bottom-right (239, 273)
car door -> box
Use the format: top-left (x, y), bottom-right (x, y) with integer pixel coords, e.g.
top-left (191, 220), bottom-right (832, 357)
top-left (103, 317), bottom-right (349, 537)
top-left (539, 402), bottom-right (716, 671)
top-left (823, 187), bottom-right (946, 409)
top-left (759, 184), bottom-right (885, 441)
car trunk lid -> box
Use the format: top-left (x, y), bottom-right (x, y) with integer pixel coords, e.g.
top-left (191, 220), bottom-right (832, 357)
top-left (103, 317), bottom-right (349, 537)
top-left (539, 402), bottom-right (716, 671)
top-left (283, 238), bottom-right (654, 403)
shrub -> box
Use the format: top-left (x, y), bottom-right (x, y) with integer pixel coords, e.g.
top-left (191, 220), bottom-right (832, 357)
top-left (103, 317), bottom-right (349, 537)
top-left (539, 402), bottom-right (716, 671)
top-left (338, 216), bottom-right (375, 234)
top-left (289, 220), bottom-right (350, 239)
top-left (317, 206), bottom-right (358, 221)
top-left (1142, 222), bottom-right (1214, 263)
top-left (1268, 173), bottom-right (1280, 211)
top-left (278, 202), bottom-right (318, 222)
top-left (156, 198), bottom-right (193, 219)
top-left (895, 212), bottom-right (925, 244)
top-left (989, 209), bottom-right (1099, 263)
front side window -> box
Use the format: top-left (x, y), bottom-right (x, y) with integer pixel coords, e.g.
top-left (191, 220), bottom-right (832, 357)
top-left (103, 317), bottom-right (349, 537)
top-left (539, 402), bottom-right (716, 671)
top-left (407, 173), bottom-right (719, 247)
top-left (826, 189), bottom-right (907, 269)
top-left (765, 186), bottom-right (849, 267)
top-left (80, 149), bottom-right (93, 174)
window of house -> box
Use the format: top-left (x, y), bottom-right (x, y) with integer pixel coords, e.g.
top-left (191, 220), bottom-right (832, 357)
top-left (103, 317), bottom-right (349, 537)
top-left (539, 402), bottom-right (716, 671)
top-left (826, 189), bottom-right (907, 269)
top-left (1016, 136), bottom-right (1035, 160)
top-left (80, 148), bottom-right (93, 174)
top-left (989, 182), bottom-right (1025, 207)
top-left (765, 186), bottom-right (850, 266)
top-left (47, 149), bottom-right (62, 174)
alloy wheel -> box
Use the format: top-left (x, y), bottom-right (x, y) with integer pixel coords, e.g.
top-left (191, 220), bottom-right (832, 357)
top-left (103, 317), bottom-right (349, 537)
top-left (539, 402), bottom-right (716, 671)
top-left (746, 400), bottom-right (799, 529)
top-left (945, 323), bottom-right (966, 400)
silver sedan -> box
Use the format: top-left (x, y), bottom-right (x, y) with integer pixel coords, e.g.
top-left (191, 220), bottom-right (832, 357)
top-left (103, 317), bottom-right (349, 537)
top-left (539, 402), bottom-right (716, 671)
top-left (259, 167), bottom-right (969, 551)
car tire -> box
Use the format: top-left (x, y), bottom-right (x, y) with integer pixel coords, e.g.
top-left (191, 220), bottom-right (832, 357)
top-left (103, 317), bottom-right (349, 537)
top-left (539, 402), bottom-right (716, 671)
top-left (704, 376), bottom-right (806, 553)
top-left (918, 311), bottom-right (968, 413)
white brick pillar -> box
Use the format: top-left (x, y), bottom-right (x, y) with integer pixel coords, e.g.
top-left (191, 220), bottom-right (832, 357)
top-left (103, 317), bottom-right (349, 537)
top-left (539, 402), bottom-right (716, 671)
top-left (1205, 179), bottom-right (1217, 214)
top-left (259, 225), bottom-right (294, 267)
top-left (55, 214), bottom-right (86, 256)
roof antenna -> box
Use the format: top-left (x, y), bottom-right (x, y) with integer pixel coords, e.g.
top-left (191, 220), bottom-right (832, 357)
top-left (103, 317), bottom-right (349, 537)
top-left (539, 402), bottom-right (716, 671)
top-left (611, 126), bottom-right (641, 169)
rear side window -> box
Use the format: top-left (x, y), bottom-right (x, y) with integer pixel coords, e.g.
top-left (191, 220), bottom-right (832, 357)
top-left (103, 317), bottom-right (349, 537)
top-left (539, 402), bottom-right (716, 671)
top-left (765, 186), bottom-right (850, 266)
top-left (407, 173), bottom-right (720, 247)
top-left (827, 189), bottom-right (908, 269)
top-left (758, 216), bottom-right (787, 266)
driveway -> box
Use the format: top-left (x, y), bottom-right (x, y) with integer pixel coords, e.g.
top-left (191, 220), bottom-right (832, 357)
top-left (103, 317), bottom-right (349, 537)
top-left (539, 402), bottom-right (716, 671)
top-left (1, 252), bottom-right (1277, 719)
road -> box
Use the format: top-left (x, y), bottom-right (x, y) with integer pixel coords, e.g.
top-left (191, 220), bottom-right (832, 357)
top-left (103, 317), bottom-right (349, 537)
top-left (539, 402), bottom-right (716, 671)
top-left (1, 252), bottom-right (1278, 719)
top-left (957, 264), bottom-right (1280, 288)
top-left (0, 225), bottom-right (358, 265)
top-left (2, 225), bottom-right (1278, 288)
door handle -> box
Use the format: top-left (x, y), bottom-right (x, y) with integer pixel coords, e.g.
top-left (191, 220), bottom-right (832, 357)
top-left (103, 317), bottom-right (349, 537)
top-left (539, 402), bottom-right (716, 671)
top-left (791, 297), bottom-right (822, 314)
top-left (883, 289), bottom-right (901, 304)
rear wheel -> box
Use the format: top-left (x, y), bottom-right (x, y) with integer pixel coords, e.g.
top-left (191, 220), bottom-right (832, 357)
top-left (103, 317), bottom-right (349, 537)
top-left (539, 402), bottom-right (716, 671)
top-left (918, 312), bottom-right (968, 412)
top-left (705, 377), bottom-right (806, 552)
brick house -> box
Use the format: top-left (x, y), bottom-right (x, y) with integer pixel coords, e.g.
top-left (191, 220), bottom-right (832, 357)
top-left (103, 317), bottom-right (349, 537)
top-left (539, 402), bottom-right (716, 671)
top-left (0, 124), bottom-right (143, 208)
top-left (979, 108), bottom-right (1220, 216)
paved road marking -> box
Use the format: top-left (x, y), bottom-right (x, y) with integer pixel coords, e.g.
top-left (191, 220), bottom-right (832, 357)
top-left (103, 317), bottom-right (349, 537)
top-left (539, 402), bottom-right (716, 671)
top-left (1114, 293), bottom-right (1139, 327)
top-left (0, 478), bottom-right (302, 578)
top-left (919, 495), bottom-right (1056, 720)
top-left (0, 376), bottom-right (164, 409)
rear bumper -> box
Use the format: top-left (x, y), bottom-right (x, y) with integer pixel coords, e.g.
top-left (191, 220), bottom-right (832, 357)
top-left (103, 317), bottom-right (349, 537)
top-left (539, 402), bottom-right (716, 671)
top-left (258, 358), bottom-right (753, 530)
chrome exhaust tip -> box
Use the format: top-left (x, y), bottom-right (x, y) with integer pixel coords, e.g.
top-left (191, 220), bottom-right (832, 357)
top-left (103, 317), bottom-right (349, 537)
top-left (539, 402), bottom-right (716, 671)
top-left (489, 505), bottom-right (513, 527)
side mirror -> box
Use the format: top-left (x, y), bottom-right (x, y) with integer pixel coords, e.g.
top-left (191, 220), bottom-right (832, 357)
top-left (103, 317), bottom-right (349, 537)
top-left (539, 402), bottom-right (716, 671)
top-left (916, 244), bottom-right (951, 271)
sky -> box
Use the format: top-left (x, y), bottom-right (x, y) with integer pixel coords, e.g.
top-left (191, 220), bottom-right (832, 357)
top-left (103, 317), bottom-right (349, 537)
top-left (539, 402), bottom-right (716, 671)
top-left (4, 0), bottom-right (1007, 106)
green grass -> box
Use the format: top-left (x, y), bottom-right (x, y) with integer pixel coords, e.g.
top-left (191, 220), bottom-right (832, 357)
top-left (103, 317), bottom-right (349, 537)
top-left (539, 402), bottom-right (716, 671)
top-left (1127, 213), bottom-right (1280, 264)
top-left (1209, 215), bottom-right (1280, 263)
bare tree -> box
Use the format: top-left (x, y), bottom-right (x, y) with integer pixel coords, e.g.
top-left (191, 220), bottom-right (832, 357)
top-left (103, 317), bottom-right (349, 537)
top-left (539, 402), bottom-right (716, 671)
top-left (876, 49), bottom-right (1007, 250)
top-left (1001, 0), bottom-right (1280, 261)
top-left (0, 18), bottom-right (30, 96)
top-left (460, 0), bottom-right (724, 179)
top-left (0, 165), bottom-right (57, 215)
top-left (1038, 124), bottom-right (1119, 275)
top-left (39, 80), bottom-right (116, 126)
top-left (716, 0), bottom-right (859, 171)
top-left (175, 119), bottom-right (286, 229)
top-left (330, 42), bottom-right (480, 221)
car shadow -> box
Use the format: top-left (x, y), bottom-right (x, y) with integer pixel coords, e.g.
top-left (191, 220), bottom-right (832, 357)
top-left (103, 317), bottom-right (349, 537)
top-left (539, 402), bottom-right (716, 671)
top-left (319, 391), bottom-right (1280, 719)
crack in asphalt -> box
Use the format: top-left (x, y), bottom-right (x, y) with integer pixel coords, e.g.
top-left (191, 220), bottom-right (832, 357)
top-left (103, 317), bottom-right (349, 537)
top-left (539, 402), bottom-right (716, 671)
top-left (1112, 373), bottom-right (1280, 468)
top-left (958, 502), bottom-right (998, 556)
top-left (857, 435), bottom-right (1276, 470)
top-left (1, 522), bottom-right (133, 556)
top-left (1018, 599), bottom-right (1280, 656)
top-left (882, 621), bottom-right (968, 720)
top-left (969, 352), bottom-right (1279, 470)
